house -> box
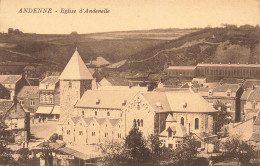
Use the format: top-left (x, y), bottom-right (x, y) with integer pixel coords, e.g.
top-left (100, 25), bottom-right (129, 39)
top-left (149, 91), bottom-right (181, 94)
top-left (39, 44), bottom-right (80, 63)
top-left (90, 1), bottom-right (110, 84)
top-left (36, 76), bottom-right (60, 120)
top-left (241, 86), bottom-right (260, 120)
top-left (99, 76), bottom-right (131, 87)
top-left (0, 98), bottom-right (30, 143)
top-left (86, 56), bottom-right (110, 68)
top-left (0, 75), bottom-right (30, 100)
top-left (0, 83), bottom-right (10, 99)
top-left (60, 89), bottom-right (138, 144)
top-left (104, 59), bottom-right (127, 72)
top-left (197, 84), bottom-right (244, 122)
top-left (17, 86), bottom-right (39, 114)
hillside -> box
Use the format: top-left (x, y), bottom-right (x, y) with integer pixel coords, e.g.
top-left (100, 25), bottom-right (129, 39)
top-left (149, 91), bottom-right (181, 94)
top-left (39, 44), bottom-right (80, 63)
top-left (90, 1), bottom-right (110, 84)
top-left (127, 25), bottom-right (260, 72)
top-left (0, 28), bottom-right (197, 71)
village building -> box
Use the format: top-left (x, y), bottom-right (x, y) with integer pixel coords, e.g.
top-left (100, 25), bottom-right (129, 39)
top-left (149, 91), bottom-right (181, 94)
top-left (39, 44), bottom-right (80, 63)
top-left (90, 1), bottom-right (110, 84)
top-left (0, 75), bottom-right (30, 100)
top-left (0, 98), bottom-right (30, 143)
top-left (197, 84), bottom-right (244, 122)
top-left (0, 83), bottom-right (10, 99)
top-left (35, 76), bottom-right (60, 120)
top-left (17, 86), bottom-right (39, 114)
top-left (165, 63), bottom-right (260, 80)
top-left (241, 86), bottom-right (260, 120)
top-left (57, 49), bottom-right (217, 154)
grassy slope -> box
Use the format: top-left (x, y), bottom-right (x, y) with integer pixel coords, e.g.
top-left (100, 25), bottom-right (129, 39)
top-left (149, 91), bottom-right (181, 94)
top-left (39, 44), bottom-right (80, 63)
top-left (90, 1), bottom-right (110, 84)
top-left (128, 26), bottom-right (260, 72)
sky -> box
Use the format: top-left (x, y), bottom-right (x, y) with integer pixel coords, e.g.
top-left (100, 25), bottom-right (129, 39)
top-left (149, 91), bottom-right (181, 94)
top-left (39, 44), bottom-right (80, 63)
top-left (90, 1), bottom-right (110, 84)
top-left (0, 0), bottom-right (260, 34)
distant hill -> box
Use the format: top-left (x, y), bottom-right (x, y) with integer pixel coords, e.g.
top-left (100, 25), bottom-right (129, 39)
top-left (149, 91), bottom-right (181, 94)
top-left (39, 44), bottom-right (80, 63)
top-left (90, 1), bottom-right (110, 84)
top-left (0, 26), bottom-right (259, 74)
top-left (0, 28), bottom-right (197, 71)
top-left (127, 25), bottom-right (260, 72)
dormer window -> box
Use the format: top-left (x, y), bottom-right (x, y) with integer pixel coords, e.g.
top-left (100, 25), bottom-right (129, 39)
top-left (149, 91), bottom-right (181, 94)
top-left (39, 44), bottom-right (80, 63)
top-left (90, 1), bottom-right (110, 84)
top-left (226, 90), bottom-right (231, 97)
top-left (122, 100), bottom-right (127, 106)
top-left (96, 99), bottom-right (100, 105)
top-left (208, 89), bottom-right (213, 97)
top-left (183, 102), bottom-right (187, 109)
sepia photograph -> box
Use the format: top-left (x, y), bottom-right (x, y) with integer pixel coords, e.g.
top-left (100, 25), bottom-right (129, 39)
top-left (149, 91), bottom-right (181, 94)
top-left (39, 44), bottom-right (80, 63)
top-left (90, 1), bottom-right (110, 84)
top-left (0, 0), bottom-right (260, 165)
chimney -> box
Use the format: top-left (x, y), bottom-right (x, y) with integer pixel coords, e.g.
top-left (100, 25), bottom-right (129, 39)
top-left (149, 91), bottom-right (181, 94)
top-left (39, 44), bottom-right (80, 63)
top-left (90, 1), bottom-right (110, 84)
top-left (13, 95), bottom-right (18, 104)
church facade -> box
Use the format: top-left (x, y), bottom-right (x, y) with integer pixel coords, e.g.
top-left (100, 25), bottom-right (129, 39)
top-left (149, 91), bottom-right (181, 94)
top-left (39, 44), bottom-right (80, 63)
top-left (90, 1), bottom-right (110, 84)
top-left (57, 49), bottom-right (217, 148)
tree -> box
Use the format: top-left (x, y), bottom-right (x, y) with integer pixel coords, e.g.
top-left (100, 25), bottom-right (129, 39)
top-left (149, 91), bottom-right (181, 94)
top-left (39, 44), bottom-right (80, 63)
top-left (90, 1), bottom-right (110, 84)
top-left (147, 134), bottom-right (162, 164)
top-left (0, 122), bottom-right (16, 165)
top-left (100, 126), bottom-right (151, 166)
top-left (222, 136), bottom-right (256, 166)
top-left (99, 141), bottom-right (130, 166)
top-left (213, 101), bottom-right (230, 134)
top-left (125, 126), bottom-right (151, 165)
top-left (171, 136), bottom-right (199, 166)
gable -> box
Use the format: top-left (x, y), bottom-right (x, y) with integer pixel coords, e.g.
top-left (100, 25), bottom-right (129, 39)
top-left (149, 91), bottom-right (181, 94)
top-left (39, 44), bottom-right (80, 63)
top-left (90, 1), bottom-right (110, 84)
top-left (4, 103), bottom-right (26, 120)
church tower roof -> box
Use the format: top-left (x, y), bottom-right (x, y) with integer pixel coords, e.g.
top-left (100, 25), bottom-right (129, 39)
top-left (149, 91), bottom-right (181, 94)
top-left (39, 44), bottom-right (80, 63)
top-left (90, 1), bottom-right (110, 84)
top-left (59, 48), bottom-right (93, 80)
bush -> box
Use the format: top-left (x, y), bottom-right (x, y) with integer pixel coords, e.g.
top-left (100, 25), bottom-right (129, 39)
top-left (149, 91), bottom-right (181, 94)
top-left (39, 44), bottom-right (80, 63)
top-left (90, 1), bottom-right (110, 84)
top-left (49, 133), bottom-right (58, 143)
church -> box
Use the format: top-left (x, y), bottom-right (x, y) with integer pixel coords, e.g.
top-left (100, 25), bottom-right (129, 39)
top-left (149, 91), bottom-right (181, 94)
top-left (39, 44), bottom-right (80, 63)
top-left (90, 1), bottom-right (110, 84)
top-left (57, 49), bottom-right (217, 148)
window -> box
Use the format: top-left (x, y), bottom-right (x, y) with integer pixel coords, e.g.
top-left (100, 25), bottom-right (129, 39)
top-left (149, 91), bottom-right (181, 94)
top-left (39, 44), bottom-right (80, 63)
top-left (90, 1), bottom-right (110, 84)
top-left (95, 111), bottom-right (97, 116)
top-left (137, 105), bottom-right (140, 110)
top-left (181, 117), bottom-right (184, 126)
top-left (208, 90), bottom-right (213, 97)
top-left (133, 119), bottom-right (137, 127)
top-left (30, 100), bottom-right (35, 106)
top-left (168, 144), bottom-right (173, 149)
top-left (107, 112), bottom-right (110, 116)
top-left (69, 81), bottom-right (72, 88)
top-left (141, 119), bottom-right (143, 127)
top-left (227, 91), bottom-right (231, 97)
top-left (252, 102), bottom-right (258, 109)
top-left (46, 84), bottom-right (49, 89)
top-left (40, 94), bottom-right (45, 103)
top-left (105, 132), bottom-right (108, 137)
top-left (19, 100), bottom-right (24, 105)
top-left (118, 133), bottom-right (121, 138)
top-left (92, 132), bottom-right (95, 136)
top-left (68, 122), bottom-right (69, 125)
top-left (137, 119), bottom-right (140, 126)
top-left (82, 111), bottom-right (84, 116)
top-left (176, 140), bottom-right (181, 148)
top-left (79, 131), bottom-right (83, 135)
top-left (49, 95), bottom-right (53, 103)
top-left (195, 118), bottom-right (199, 130)
top-left (67, 130), bottom-right (70, 135)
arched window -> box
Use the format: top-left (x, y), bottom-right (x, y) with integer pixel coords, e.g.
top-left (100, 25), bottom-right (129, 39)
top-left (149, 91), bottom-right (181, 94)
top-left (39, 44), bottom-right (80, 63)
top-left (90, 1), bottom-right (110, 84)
top-left (181, 117), bottom-right (184, 126)
top-left (141, 119), bottom-right (143, 127)
top-left (133, 119), bottom-right (137, 127)
top-left (195, 118), bottom-right (199, 130)
top-left (137, 119), bottom-right (140, 126)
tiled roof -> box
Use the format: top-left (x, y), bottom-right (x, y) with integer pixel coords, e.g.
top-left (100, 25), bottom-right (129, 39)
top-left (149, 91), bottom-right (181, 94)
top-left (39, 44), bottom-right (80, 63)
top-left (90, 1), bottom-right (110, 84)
top-left (0, 75), bottom-right (22, 84)
top-left (141, 92), bottom-right (171, 113)
top-left (59, 49), bottom-right (93, 80)
top-left (109, 119), bottom-right (120, 126)
top-left (197, 63), bottom-right (260, 68)
top-left (167, 66), bottom-right (196, 70)
top-left (83, 117), bottom-right (94, 126)
top-left (0, 101), bottom-right (13, 114)
top-left (247, 88), bottom-right (260, 102)
top-left (166, 92), bottom-right (216, 113)
top-left (40, 76), bottom-right (59, 85)
top-left (75, 90), bottom-right (137, 109)
top-left (99, 77), bottom-right (130, 86)
top-left (71, 117), bottom-right (81, 124)
top-left (96, 118), bottom-right (106, 125)
top-left (213, 84), bottom-right (240, 92)
top-left (17, 86), bottom-right (39, 98)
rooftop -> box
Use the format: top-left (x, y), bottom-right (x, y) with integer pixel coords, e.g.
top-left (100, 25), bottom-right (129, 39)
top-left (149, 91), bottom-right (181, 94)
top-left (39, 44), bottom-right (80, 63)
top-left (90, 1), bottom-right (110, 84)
top-left (75, 90), bottom-right (137, 109)
top-left (0, 75), bottom-right (22, 84)
top-left (167, 66), bottom-right (197, 70)
top-left (17, 86), bottom-right (39, 98)
top-left (105, 59), bottom-right (127, 69)
top-left (59, 49), bottom-right (93, 80)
